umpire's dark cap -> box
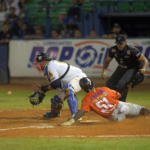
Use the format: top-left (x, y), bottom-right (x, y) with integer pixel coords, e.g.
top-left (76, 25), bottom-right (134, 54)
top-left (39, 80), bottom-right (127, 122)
top-left (115, 35), bottom-right (126, 44)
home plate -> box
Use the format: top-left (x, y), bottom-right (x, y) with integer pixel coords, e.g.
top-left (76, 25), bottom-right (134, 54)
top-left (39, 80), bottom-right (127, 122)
top-left (80, 120), bottom-right (100, 123)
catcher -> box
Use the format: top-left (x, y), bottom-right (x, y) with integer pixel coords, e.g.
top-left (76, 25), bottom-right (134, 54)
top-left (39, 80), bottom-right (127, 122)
top-left (60, 77), bottom-right (150, 126)
top-left (29, 53), bottom-right (87, 119)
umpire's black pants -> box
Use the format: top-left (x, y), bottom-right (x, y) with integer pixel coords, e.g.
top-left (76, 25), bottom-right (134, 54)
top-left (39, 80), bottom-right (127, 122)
top-left (106, 66), bottom-right (138, 102)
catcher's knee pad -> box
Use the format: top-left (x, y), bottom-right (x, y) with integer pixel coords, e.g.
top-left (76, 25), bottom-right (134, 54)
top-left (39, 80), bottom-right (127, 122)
top-left (66, 89), bottom-right (78, 116)
top-left (63, 84), bottom-right (74, 91)
top-left (51, 95), bottom-right (62, 108)
top-left (43, 95), bottom-right (63, 118)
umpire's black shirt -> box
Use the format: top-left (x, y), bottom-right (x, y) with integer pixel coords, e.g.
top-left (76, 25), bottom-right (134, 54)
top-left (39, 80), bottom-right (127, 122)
top-left (109, 43), bottom-right (142, 69)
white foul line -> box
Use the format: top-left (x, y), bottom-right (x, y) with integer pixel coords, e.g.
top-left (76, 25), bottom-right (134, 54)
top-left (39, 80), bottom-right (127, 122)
top-left (40, 135), bottom-right (150, 138)
top-left (0, 126), bottom-right (54, 131)
top-left (0, 126), bottom-right (150, 138)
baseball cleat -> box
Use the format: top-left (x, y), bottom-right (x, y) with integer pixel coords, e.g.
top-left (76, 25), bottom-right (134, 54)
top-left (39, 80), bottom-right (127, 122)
top-left (69, 114), bottom-right (82, 121)
top-left (43, 112), bottom-right (61, 118)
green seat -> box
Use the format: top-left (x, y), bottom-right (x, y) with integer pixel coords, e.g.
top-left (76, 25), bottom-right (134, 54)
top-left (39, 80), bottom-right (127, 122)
top-left (28, 9), bottom-right (38, 23)
top-left (32, 9), bottom-right (46, 24)
top-left (59, 0), bottom-right (72, 5)
top-left (24, 1), bottom-right (40, 7)
top-left (50, 9), bottom-right (61, 18)
top-left (145, 2), bottom-right (150, 11)
top-left (35, 17), bottom-right (46, 24)
top-left (36, 0), bottom-right (54, 4)
top-left (103, 2), bottom-right (116, 7)
top-left (50, 17), bottom-right (58, 23)
top-left (82, 2), bottom-right (94, 13)
top-left (55, 2), bottom-right (68, 7)
top-left (83, 2), bottom-right (95, 6)
top-left (50, 17), bottom-right (59, 30)
top-left (118, 2), bottom-right (130, 12)
top-left (132, 2), bottom-right (145, 12)
top-left (96, 1), bottom-right (116, 9)
top-left (82, 7), bottom-right (92, 14)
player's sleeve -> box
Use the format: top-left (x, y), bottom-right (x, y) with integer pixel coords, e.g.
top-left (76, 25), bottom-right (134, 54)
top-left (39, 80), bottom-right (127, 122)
top-left (45, 64), bottom-right (59, 82)
top-left (79, 97), bottom-right (91, 112)
top-left (131, 47), bottom-right (141, 59)
top-left (108, 49), bottom-right (115, 58)
top-left (107, 88), bottom-right (119, 99)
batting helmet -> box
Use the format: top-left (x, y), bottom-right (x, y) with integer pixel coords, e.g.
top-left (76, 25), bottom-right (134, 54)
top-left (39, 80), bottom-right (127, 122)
top-left (36, 53), bottom-right (52, 62)
top-left (79, 77), bottom-right (93, 92)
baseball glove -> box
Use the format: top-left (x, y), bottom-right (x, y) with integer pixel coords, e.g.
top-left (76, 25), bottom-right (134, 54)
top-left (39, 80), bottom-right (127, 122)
top-left (131, 71), bottom-right (145, 88)
top-left (29, 91), bottom-right (45, 105)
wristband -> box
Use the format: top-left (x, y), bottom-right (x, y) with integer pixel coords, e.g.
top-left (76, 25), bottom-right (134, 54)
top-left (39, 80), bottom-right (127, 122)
top-left (41, 85), bottom-right (49, 93)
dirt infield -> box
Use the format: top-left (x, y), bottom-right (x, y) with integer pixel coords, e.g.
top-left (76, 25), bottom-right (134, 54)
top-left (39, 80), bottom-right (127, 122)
top-left (0, 77), bottom-right (150, 138)
top-left (0, 109), bottom-right (150, 138)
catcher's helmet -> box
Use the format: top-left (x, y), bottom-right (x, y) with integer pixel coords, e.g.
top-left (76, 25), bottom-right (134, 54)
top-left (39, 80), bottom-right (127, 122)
top-left (79, 77), bottom-right (93, 92)
top-left (36, 53), bottom-right (52, 62)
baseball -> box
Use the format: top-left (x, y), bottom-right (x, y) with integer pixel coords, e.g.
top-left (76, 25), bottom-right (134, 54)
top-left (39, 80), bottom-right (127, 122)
top-left (7, 91), bottom-right (12, 96)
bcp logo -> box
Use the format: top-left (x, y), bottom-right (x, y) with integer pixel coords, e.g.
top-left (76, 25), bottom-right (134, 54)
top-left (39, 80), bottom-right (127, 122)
top-left (75, 46), bottom-right (97, 68)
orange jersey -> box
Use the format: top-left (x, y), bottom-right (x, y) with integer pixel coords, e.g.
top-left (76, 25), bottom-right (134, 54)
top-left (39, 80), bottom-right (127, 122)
top-left (80, 87), bottom-right (119, 118)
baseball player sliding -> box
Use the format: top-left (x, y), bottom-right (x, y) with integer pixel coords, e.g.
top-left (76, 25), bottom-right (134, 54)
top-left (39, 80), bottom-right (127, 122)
top-left (60, 77), bottom-right (150, 126)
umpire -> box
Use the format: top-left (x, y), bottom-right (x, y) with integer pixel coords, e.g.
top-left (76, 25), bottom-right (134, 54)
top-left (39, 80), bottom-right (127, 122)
top-left (101, 35), bottom-right (148, 102)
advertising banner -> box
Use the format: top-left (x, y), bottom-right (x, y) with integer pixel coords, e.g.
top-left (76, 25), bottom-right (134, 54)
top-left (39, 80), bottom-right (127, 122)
top-left (9, 39), bottom-right (150, 77)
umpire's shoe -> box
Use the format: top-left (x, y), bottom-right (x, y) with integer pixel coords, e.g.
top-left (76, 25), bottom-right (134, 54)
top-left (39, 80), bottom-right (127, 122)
top-left (43, 112), bottom-right (61, 118)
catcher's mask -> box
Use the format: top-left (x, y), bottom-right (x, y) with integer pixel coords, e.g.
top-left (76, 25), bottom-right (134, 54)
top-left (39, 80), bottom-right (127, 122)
top-left (34, 53), bottom-right (52, 72)
top-left (79, 77), bottom-right (93, 92)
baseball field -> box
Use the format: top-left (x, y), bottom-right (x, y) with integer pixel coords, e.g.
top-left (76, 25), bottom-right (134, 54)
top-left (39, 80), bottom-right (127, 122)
top-left (0, 77), bottom-right (150, 150)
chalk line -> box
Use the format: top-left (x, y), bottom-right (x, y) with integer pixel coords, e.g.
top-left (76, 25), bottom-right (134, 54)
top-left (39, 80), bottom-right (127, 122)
top-left (0, 126), bottom-right (150, 138)
top-left (0, 125), bottom-right (54, 131)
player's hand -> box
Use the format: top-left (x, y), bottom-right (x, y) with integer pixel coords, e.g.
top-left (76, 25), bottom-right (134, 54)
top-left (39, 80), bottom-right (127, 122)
top-left (60, 118), bottom-right (75, 126)
top-left (101, 72), bottom-right (107, 79)
top-left (139, 69), bottom-right (146, 74)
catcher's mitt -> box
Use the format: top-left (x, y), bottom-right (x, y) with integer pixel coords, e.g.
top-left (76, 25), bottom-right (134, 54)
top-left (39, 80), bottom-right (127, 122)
top-left (131, 71), bottom-right (145, 88)
top-left (29, 91), bottom-right (45, 105)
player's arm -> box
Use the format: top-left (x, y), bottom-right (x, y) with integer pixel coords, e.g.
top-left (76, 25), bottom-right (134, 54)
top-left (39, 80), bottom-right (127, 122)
top-left (60, 110), bottom-right (86, 126)
top-left (39, 79), bottom-right (62, 94)
top-left (36, 68), bottom-right (62, 93)
top-left (138, 54), bottom-right (148, 74)
top-left (108, 88), bottom-right (121, 99)
top-left (101, 56), bottom-right (113, 79)
top-left (60, 97), bottom-right (90, 126)
top-left (118, 92), bottom-right (121, 99)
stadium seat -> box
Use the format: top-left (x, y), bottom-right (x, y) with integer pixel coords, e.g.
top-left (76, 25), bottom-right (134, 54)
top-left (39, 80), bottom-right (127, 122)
top-left (118, 2), bottom-right (130, 12)
top-left (28, 9), bottom-right (38, 23)
top-left (132, 2), bottom-right (145, 12)
top-left (146, 2), bottom-right (150, 11)
top-left (57, 0), bottom-right (72, 6)
top-left (24, 0), bottom-right (40, 7)
top-left (82, 2), bottom-right (95, 13)
top-left (50, 18), bottom-right (59, 30)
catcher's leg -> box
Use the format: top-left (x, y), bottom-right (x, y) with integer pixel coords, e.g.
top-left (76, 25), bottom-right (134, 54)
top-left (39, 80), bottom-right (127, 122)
top-left (66, 89), bottom-right (78, 118)
top-left (63, 84), bottom-right (78, 118)
top-left (43, 95), bottom-right (63, 118)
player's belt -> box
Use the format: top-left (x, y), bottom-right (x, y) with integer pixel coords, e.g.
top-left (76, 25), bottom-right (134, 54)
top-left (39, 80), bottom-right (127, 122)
top-left (59, 63), bottom-right (70, 80)
top-left (119, 64), bottom-right (127, 69)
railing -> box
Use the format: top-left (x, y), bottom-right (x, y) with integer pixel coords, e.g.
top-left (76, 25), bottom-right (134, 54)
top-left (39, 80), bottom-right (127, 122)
top-left (25, 0), bottom-right (150, 38)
